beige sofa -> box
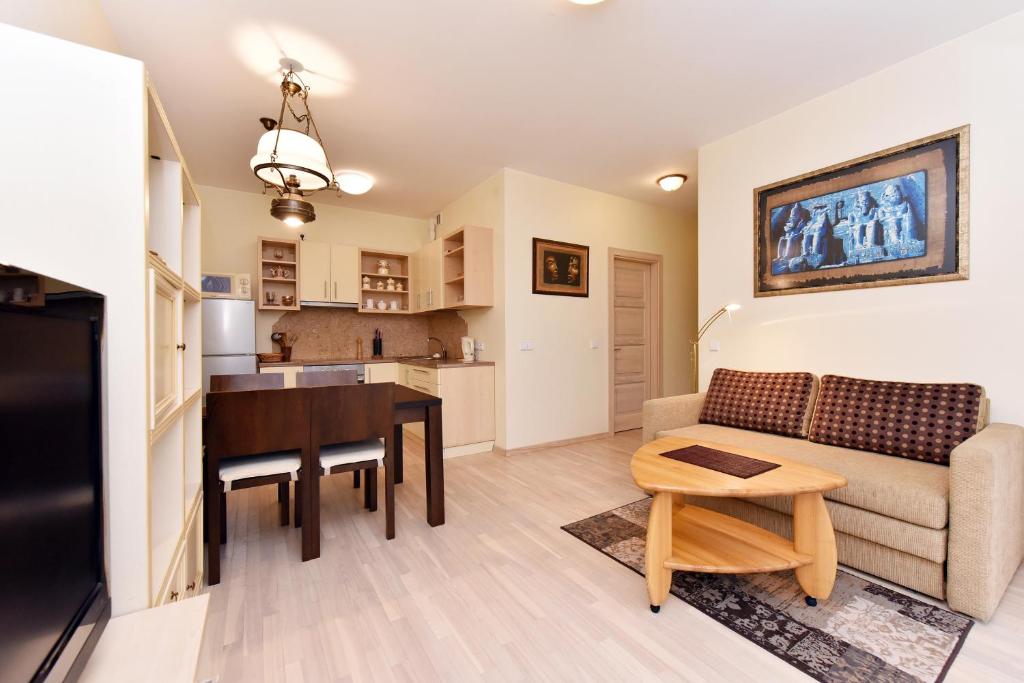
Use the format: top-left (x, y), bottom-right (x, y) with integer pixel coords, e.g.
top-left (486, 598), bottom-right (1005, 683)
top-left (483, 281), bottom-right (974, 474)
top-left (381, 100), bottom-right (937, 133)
top-left (642, 388), bottom-right (1024, 621)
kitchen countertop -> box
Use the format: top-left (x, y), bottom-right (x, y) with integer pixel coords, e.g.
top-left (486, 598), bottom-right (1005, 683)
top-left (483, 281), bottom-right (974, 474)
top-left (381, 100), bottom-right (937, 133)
top-left (259, 356), bottom-right (495, 369)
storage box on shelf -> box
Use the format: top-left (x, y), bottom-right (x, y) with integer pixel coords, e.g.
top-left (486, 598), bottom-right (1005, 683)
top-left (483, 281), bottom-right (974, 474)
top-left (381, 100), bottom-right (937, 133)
top-left (258, 237), bottom-right (300, 311)
top-left (359, 249), bottom-right (412, 314)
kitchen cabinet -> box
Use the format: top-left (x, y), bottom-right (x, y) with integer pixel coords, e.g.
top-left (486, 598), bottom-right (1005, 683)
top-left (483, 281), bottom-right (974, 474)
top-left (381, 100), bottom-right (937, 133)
top-left (365, 362), bottom-right (398, 384)
top-left (299, 241), bottom-right (330, 302)
top-left (399, 363), bottom-right (495, 455)
top-left (414, 239), bottom-right (443, 312)
top-left (149, 263), bottom-right (183, 431)
top-left (300, 242), bottom-right (359, 305)
top-left (441, 226), bottom-right (493, 308)
top-left (258, 237), bottom-right (299, 311)
top-left (331, 244), bottom-right (359, 304)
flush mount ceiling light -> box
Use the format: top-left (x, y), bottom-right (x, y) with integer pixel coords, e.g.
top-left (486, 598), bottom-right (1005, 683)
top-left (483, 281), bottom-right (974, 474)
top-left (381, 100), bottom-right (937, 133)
top-left (656, 174), bottom-right (688, 192)
top-left (250, 62), bottom-right (371, 228)
top-left (335, 170), bottom-right (374, 195)
top-left (569, 0), bottom-right (606, 4)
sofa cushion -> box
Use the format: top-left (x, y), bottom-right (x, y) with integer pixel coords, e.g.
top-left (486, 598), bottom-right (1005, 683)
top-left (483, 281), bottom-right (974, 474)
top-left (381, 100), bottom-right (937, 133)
top-left (809, 374), bottom-right (985, 466)
top-left (698, 368), bottom-right (818, 438)
top-left (657, 423), bottom-right (949, 530)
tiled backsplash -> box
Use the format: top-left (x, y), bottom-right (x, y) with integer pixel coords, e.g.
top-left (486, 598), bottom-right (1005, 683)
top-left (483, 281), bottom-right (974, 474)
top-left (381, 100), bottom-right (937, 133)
top-left (271, 307), bottom-right (469, 361)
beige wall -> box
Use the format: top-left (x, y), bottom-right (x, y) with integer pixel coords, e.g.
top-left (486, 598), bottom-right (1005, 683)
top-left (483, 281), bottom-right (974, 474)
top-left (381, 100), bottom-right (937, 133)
top-left (502, 170), bottom-right (696, 449)
top-left (0, 0), bottom-right (119, 53)
top-left (697, 11), bottom-right (1024, 425)
top-left (199, 185), bottom-right (430, 352)
top-left (437, 171), bottom-right (508, 446)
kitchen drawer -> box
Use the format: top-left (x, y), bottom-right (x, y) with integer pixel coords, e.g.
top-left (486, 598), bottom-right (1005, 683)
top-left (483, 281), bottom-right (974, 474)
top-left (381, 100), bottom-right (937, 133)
top-left (406, 378), bottom-right (439, 397)
top-left (404, 364), bottom-right (439, 385)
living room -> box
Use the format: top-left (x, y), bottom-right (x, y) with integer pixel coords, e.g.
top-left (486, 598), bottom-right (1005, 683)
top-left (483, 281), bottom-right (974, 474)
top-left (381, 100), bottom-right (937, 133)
top-left (1, 1), bottom-right (1022, 682)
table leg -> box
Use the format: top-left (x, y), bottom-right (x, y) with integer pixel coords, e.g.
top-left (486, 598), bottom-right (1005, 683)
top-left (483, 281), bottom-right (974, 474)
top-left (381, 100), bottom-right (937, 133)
top-left (424, 404), bottom-right (445, 526)
top-left (385, 435), bottom-right (395, 540)
top-left (645, 492), bottom-right (673, 612)
top-left (301, 446), bottom-right (320, 561)
top-left (393, 423), bottom-right (404, 484)
top-left (793, 492), bottom-right (837, 603)
top-left (204, 456), bottom-right (221, 586)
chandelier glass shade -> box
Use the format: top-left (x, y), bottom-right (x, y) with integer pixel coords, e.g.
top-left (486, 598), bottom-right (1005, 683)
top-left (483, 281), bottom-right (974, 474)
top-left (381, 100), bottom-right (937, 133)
top-left (250, 129), bottom-right (332, 192)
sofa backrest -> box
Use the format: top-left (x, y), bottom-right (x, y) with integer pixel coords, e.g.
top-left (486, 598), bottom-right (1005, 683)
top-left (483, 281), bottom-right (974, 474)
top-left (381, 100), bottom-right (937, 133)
top-left (808, 374), bottom-right (986, 466)
top-left (699, 368), bottom-right (818, 438)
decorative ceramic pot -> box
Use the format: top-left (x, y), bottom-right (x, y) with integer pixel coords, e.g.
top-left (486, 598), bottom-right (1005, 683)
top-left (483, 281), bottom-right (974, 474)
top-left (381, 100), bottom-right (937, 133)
top-left (376, 259), bottom-right (391, 275)
top-left (386, 278), bottom-right (396, 291)
top-left (376, 300), bottom-right (387, 310)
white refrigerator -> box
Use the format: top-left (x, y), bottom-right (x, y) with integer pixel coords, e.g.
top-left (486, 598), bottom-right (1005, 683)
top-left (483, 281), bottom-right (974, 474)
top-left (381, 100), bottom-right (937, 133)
top-left (202, 299), bottom-right (256, 401)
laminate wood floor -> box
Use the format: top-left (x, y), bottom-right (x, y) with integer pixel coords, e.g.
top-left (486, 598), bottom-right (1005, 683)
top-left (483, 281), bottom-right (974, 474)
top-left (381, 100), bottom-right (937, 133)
top-left (196, 431), bottom-right (1024, 682)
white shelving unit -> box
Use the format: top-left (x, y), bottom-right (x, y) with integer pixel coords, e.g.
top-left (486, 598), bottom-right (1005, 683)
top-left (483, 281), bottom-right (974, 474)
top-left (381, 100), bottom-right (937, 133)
top-left (145, 82), bottom-right (204, 607)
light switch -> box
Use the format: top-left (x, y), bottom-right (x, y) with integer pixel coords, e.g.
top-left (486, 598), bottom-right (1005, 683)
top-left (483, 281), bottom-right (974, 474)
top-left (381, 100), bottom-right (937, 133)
top-left (475, 340), bottom-right (486, 351)
top-left (709, 340), bottom-right (721, 352)
top-left (519, 341), bottom-right (534, 351)
top-left (589, 339), bottom-right (599, 349)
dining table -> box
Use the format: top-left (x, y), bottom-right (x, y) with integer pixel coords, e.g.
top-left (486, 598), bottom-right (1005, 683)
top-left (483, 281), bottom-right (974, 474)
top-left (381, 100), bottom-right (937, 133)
top-left (205, 382), bottom-right (444, 569)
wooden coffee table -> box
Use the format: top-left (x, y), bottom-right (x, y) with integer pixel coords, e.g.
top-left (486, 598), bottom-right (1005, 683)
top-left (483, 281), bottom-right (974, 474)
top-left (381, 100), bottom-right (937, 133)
top-left (631, 436), bottom-right (847, 613)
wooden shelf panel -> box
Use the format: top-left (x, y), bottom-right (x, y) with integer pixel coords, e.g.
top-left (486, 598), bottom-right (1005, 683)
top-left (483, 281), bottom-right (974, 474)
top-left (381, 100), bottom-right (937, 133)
top-left (664, 505), bottom-right (812, 574)
top-left (263, 277), bottom-right (297, 283)
top-left (261, 258), bottom-right (296, 266)
top-left (362, 288), bottom-right (408, 294)
top-left (357, 308), bottom-right (411, 315)
top-left (362, 272), bottom-right (409, 279)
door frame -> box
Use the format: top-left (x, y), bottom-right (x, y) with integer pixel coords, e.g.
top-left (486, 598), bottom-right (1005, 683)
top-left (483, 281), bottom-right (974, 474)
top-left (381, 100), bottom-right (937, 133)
top-left (608, 248), bottom-right (663, 432)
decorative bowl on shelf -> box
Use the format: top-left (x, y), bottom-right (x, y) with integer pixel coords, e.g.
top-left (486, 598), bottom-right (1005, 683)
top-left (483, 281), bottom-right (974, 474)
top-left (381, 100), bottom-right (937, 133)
top-left (281, 295), bottom-right (295, 306)
top-left (258, 352), bottom-right (284, 363)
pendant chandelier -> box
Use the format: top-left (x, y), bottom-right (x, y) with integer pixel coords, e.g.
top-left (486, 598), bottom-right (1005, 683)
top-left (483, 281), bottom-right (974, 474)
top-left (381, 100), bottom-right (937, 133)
top-left (250, 67), bottom-right (341, 228)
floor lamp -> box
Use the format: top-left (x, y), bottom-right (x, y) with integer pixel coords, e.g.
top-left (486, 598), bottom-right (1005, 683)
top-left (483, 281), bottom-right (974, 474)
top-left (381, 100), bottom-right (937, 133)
top-left (691, 303), bottom-right (741, 393)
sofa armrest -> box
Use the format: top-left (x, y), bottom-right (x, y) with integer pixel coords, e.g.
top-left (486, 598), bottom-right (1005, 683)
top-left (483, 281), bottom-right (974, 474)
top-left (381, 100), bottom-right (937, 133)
top-left (641, 393), bottom-right (706, 443)
top-left (947, 422), bottom-right (1024, 621)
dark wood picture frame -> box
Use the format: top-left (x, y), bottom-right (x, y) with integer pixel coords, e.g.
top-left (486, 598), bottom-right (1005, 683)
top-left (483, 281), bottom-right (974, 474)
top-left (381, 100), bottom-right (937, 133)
top-left (753, 125), bottom-right (970, 297)
top-left (532, 237), bottom-right (590, 297)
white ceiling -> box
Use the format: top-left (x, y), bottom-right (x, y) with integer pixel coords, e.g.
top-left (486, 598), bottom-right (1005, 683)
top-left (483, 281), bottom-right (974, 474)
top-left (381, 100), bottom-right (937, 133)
top-left (99, 0), bottom-right (1022, 218)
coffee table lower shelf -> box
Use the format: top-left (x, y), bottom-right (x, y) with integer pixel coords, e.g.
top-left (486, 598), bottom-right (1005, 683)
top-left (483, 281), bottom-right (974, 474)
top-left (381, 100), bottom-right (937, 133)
top-left (666, 504), bottom-right (812, 574)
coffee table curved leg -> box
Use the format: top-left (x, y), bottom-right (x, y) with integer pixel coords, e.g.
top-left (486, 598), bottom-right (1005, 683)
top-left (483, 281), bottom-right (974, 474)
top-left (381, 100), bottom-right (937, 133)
top-left (645, 491), bottom-right (673, 612)
top-left (793, 492), bottom-right (838, 603)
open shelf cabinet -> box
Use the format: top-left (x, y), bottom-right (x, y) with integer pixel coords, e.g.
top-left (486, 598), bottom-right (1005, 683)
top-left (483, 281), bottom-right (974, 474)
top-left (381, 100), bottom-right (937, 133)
top-left (359, 249), bottom-right (412, 313)
top-left (441, 225), bottom-right (493, 308)
top-left (258, 237), bottom-right (300, 310)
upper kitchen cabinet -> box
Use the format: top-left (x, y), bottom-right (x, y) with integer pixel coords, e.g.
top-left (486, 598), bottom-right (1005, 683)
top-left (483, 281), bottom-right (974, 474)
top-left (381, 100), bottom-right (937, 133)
top-left (359, 249), bottom-right (411, 314)
top-left (299, 241), bottom-right (359, 305)
top-left (414, 239), bottom-right (443, 313)
top-left (442, 226), bottom-right (493, 308)
top-left (257, 237), bottom-right (299, 311)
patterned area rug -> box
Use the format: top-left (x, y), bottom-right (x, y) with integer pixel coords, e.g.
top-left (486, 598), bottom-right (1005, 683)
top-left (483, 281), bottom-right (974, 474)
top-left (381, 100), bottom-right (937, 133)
top-left (562, 498), bottom-right (972, 683)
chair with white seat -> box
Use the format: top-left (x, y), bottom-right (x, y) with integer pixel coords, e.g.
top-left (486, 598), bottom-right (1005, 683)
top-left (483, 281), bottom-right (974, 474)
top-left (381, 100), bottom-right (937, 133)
top-left (204, 387), bottom-right (310, 584)
top-left (302, 383), bottom-right (396, 551)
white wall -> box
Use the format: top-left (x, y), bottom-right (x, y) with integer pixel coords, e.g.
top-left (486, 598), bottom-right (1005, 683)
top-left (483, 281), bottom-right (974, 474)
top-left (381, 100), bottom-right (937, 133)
top-left (0, 0), bottom-right (119, 53)
top-left (437, 171), bottom-right (508, 446)
top-left (199, 185), bottom-right (429, 352)
top-left (697, 12), bottom-right (1024, 424)
top-left (503, 170), bottom-right (696, 449)
top-left (0, 24), bottom-right (147, 613)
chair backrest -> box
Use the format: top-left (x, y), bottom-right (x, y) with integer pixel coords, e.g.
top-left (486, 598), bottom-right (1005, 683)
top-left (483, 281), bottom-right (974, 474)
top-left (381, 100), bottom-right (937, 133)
top-left (309, 383), bottom-right (394, 447)
top-left (206, 387), bottom-right (310, 460)
top-left (296, 369), bottom-right (358, 388)
top-left (210, 372), bottom-right (283, 392)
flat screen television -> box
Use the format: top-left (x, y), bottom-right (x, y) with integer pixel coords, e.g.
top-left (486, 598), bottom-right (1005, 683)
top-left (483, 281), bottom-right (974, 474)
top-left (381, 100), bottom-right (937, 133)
top-left (0, 266), bottom-right (109, 682)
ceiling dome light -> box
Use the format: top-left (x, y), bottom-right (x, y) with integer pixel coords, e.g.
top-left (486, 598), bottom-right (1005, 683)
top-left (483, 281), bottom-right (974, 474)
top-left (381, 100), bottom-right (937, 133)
top-left (335, 170), bottom-right (375, 195)
top-left (569, 0), bottom-right (606, 4)
top-left (657, 174), bottom-right (687, 192)
top-left (270, 194), bottom-right (316, 228)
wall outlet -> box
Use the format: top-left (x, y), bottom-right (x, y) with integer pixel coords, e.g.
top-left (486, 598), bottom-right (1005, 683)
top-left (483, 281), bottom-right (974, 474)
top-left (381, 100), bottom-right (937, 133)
top-left (519, 341), bottom-right (534, 351)
top-left (475, 340), bottom-right (485, 351)
top-left (709, 340), bottom-right (721, 352)
top-left (589, 339), bottom-right (599, 349)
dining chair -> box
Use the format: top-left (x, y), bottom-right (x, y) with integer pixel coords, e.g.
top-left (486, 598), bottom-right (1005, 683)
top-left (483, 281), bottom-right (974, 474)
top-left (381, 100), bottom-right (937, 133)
top-left (210, 372), bottom-right (284, 392)
top-left (295, 368), bottom-right (363, 491)
top-left (302, 383), bottom-right (396, 556)
top-left (295, 369), bottom-right (358, 387)
top-left (204, 386), bottom-right (310, 584)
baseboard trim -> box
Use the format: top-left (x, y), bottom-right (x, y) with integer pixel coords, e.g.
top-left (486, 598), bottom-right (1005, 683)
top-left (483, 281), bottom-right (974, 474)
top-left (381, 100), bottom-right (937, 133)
top-left (402, 430), bottom-right (495, 459)
top-left (501, 431), bottom-right (614, 456)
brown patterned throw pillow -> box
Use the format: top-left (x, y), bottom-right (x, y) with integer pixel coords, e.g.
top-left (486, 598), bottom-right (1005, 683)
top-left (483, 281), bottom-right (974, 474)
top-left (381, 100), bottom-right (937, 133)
top-left (808, 375), bottom-right (985, 466)
top-left (699, 368), bottom-right (818, 438)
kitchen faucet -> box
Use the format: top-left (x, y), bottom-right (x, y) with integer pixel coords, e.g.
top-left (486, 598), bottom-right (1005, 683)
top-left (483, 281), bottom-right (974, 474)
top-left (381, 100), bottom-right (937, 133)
top-left (427, 336), bottom-right (447, 359)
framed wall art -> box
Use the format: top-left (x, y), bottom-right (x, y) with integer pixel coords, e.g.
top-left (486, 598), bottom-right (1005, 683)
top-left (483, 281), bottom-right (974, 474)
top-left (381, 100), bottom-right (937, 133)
top-left (532, 238), bottom-right (589, 297)
top-left (753, 125), bottom-right (969, 297)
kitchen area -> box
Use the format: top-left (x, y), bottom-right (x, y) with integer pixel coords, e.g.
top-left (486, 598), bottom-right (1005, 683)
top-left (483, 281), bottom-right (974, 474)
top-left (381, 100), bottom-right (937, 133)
top-left (201, 223), bottom-right (496, 457)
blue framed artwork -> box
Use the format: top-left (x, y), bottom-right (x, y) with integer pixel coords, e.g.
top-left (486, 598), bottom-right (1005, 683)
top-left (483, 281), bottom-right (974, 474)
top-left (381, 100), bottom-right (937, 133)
top-left (754, 126), bottom-right (969, 296)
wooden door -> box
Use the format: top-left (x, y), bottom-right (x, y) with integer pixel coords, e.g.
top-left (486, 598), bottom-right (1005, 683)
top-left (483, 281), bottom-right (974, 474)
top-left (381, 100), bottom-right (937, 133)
top-left (330, 244), bottom-right (359, 303)
top-left (612, 258), bottom-right (654, 431)
top-left (299, 241), bottom-right (330, 302)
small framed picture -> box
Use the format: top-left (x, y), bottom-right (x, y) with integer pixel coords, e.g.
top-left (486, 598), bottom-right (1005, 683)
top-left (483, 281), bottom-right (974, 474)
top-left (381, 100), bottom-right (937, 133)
top-left (532, 238), bottom-right (589, 297)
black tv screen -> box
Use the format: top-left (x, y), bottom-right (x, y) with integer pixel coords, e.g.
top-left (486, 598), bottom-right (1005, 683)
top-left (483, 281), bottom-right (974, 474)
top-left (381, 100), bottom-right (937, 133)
top-left (0, 285), bottom-right (108, 682)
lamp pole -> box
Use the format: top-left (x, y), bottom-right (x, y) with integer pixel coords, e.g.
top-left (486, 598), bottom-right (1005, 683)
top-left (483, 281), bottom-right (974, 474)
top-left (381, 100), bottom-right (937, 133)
top-left (690, 304), bottom-right (740, 393)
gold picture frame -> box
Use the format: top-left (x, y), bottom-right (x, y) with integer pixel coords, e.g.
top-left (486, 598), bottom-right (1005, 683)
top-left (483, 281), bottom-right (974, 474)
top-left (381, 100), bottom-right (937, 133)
top-left (753, 125), bottom-right (969, 297)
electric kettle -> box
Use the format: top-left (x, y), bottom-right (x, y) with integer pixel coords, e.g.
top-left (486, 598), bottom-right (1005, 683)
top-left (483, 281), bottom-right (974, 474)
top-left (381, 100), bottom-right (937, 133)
top-left (460, 336), bottom-right (476, 362)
